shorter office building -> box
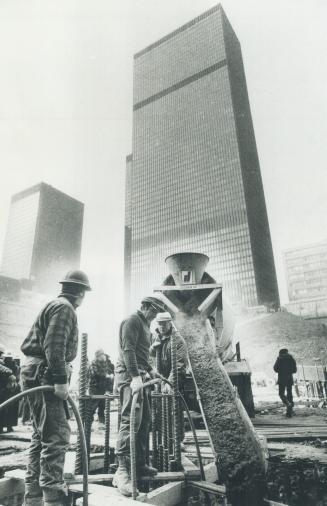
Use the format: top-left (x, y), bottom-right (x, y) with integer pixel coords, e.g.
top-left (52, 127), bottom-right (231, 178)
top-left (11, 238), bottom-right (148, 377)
top-left (284, 241), bottom-right (327, 319)
top-left (1, 182), bottom-right (84, 294)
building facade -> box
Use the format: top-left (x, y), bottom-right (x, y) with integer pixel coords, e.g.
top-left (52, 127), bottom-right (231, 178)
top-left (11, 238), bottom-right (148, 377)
top-left (1, 183), bottom-right (84, 294)
top-left (125, 4), bottom-right (279, 310)
top-left (284, 241), bottom-right (327, 318)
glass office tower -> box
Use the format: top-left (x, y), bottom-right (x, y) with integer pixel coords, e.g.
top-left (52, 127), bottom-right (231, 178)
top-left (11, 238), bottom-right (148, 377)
top-left (125, 4), bottom-right (279, 310)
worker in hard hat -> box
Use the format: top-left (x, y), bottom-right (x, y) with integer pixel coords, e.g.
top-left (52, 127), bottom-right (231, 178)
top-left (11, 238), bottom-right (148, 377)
top-left (273, 346), bottom-right (297, 417)
top-left (150, 312), bottom-right (188, 444)
top-left (113, 296), bottom-right (166, 497)
top-left (20, 269), bottom-right (91, 506)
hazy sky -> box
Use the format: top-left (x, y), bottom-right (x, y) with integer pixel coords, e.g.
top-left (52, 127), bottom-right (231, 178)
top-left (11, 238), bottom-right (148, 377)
top-left (0, 0), bottom-right (326, 357)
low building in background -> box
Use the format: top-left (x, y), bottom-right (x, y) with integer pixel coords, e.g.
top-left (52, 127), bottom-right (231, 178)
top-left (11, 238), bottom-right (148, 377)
top-left (284, 241), bottom-right (327, 319)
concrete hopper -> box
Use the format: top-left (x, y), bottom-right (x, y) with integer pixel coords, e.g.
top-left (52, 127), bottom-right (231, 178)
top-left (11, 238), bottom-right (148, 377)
top-left (165, 252), bottom-right (209, 285)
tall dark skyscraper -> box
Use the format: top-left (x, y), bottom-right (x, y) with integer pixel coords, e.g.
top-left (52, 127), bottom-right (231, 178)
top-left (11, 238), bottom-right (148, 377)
top-left (125, 4), bottom-right (279, 310)
top-left (1, 182), bottom-right (84, 293)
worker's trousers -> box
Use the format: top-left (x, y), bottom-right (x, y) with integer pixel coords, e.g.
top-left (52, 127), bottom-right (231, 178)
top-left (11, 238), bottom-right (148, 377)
top-left (21, 363), bottom-right (70, 496)
top-left (115, 371), bottom-right (150, 466)
top-left (278, 383), bottom-right (294, 407)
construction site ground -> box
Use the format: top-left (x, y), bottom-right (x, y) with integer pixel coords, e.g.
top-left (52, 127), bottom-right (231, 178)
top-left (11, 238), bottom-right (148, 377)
top-left (0, 401), bottom-right (327, 506)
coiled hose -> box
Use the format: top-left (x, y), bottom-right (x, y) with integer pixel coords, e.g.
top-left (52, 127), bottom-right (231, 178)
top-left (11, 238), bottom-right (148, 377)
top-left (0, 386), bottom-right (88, 506)
top-left (130, 375), bottom-right (205, 500)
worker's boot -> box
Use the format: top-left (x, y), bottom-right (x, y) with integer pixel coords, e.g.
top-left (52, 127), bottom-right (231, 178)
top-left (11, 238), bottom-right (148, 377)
top-left (43, 488), bottom-right (67, 506)
top-left (137, 462), bottom-right (158, 477)
top-left (24, 481), bottom-right (43, 506)
top-left (286, 402), bottom-right (293, 418)
top-left (113, 456), bottom-right (135, 497)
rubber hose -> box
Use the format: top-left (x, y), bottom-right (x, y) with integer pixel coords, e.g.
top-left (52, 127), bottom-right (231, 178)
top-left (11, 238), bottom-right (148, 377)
top-left (0, 386), bottom-right (88, 506)
top-left (130, 378), bottom-right (161, 500)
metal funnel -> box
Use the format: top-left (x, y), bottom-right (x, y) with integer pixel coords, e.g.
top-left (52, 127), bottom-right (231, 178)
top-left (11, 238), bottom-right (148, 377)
top-left (165, 252), bottom-right (209, 285)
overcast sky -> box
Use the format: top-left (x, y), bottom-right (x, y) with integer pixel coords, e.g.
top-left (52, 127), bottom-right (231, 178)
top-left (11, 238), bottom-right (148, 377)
top-left (0, 0), bottom-right (326, 357)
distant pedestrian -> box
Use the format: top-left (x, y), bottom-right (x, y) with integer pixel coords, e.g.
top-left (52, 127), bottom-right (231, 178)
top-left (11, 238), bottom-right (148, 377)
top-left (88, 349), bottom-right (115, 424)
top-left (0, 356), bottom-right (18, 433)
top-left (273, 347), bottom-right (297, 417)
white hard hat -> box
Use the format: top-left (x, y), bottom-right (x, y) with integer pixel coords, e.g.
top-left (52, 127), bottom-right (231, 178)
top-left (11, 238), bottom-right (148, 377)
top-left (156, 312), bottom-right (172, 322)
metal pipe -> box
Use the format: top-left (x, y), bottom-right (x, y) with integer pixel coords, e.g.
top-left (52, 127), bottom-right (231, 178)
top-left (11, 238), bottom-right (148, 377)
top-left (75, 332), bottom-right (88, 475)
top-left (154, 372), bottom-right (205, 481)
top-left (162, 392), bottom-right (168, 456)
top-left (103, 395), bottom-right (111, 473)
top-left (151, 391), bottom-right (158, 469)
top-left (0, 386), bottom-right (88, 506)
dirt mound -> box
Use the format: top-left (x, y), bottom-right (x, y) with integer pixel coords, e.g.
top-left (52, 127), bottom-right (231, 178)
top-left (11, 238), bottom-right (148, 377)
top-left (234, 312), bottom-right (327, 376)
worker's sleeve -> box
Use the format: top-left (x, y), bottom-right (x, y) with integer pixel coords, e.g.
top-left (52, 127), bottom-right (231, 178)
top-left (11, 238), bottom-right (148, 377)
top-left (43, 304), bottom-right (75, 384)
top-left (121, 318), bottom-right (139, 378)
top-left (149, 334), bottom-right (161, 357)
top-left (168, 335), bottom-right (188, 383)
top-left (273, 358), bottom-right (280, 373)
top-left (291, 357), bottom-right (297, 374)
top-left (0, 363), bottom-right (14, 379)
top-left (107, 360), bottom-right (115, 375)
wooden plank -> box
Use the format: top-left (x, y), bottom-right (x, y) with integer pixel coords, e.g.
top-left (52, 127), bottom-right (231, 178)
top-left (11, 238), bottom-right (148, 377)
top-left (181, 454), bottom-right (201, 479)
top-left (264, 499), bottom-right (289, 506)
top-left (203, 461), bottom-right (218, 483)
top-left (68, 472), bottom-right (185, 484)
top-left (73, 484), bottom-right (148, 504)
top-left (188, 480), bottom-right (226, 496)
top-left (145, 481), bottom-right (183, 506)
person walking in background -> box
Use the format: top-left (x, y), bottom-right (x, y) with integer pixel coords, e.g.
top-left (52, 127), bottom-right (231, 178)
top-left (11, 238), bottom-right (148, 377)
top-left (274, 346), bottom-right (297, 417)
top-left (0, 350), bottom-right (18, 433)
top-left (1, 353), bottom-right (20, 432)
top-left (88, 349), bottom-right (115, 424)
top-left (20, 269), bottom-right (91, 506)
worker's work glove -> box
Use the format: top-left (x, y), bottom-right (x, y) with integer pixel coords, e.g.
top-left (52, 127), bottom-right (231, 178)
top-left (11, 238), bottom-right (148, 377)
top-left (162, 382), bottom-right (172, 394)
top-left (151, 336), bottom-right (161, 349)
top-left (54, 383), bottom-right (69, 400)
top-left (130, 375), bottom-right (143, 395)
top-left (148, 369), bottom-right (162, 380)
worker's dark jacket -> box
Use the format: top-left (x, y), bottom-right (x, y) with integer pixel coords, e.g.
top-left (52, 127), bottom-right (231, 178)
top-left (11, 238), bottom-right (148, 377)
top-left (21, 296), bottom-right (78, 384)
top-left (150, 328), bottom-right (188, 383)
top-left (116, 311), bottom-right (153, 380)
top-left (88, 356), bottom-right (115, 394)
top-left (0, 362), bottom-right (14, 396)
top-left (273, 353), bottom-right (297, 385)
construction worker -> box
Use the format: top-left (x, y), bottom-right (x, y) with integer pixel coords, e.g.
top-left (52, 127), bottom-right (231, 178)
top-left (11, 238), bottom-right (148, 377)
top-left (1, 353), bottom-right (20, 432)
top-left (88, 349), bottom-right (115, 424)
top-left (150, 312), bottom-right (188, 443)
top-left (0, 349), bottom-right (18, 434)
top-left (273, 346), bottom-right (297, 417)
top-left (113, 296), bottom-right (166, 497)
top-left (20, 270), bottom-right (91, 506)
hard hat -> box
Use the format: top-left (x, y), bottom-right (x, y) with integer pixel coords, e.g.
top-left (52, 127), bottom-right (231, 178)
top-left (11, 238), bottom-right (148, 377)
top-left (279, 346), bottom-right (288, 352)
top-left (156, 312), bottom-right (172, 322)
top-left (59, 270), bottom-right (91, 291)
top-left (141, 296), bottom-right (166, 312)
